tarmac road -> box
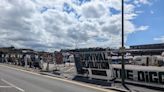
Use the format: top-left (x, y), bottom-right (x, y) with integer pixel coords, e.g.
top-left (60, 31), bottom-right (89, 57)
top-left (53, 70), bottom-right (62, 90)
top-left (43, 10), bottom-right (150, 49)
top-left (0, 64), bottom-right (114, 92)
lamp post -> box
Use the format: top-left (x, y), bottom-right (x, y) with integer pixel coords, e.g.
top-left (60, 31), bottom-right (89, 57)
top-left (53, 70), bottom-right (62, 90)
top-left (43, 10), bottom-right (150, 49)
top-left (121, 0), bottom-right (125, 86)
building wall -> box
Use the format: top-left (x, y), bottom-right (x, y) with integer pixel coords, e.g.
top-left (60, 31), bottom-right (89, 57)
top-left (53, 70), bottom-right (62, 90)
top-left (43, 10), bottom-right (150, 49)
top-left (130, 43), bottom-right (164, 49)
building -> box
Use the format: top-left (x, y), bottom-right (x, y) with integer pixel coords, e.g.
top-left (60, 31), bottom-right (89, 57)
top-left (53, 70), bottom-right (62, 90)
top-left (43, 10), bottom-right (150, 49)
top-left (0, 46), bottom-right (40, 67)
top-left (129, 43), bottom-right (164, 55)
top-left (0, 46), bottom-right (22, 63)
top-left (130, 43), bottom-right (164, 49)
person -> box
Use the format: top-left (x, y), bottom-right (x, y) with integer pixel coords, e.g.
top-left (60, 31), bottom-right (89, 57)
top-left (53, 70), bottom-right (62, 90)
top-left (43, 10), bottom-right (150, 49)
top-left (39, 57), bottom-right (44, 69)
top-left (5, 54), bottom-right (9, 63)
top-left (33, 55), bottom-right (40, 69)
top-left (29, 58), bottom-right (32, 68)
top-left (21, 54), bottom-right (25, 67)
top-left (24, 54), bottom-right (28, 68)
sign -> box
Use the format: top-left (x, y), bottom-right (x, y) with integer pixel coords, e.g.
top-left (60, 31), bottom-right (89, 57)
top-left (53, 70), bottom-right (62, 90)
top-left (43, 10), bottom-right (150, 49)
top-left (80, 52), bottom-right (110, 61)
top-left (74, 51), bottom-right (111, 74)
top-left (78, 52), bottom-right (111, 69)
top-left (113, 68), bottom-right (164, 85)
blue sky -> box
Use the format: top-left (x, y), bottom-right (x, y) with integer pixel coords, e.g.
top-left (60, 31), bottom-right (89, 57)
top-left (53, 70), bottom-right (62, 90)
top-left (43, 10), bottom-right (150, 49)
top-left (127, 0), bottom-right (164, 46)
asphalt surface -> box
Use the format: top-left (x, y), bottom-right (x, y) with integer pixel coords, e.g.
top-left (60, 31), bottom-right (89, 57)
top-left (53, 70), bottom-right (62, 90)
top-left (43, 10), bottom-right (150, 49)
top-left (0, 65), bottom-right (111, 92)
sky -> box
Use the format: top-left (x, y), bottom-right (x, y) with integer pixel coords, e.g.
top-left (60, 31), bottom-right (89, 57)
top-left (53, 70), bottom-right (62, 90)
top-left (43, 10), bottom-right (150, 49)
top-left (0, 0), bottom-right (164, 52)
top-left (127, 0), bottom-right (164, 45)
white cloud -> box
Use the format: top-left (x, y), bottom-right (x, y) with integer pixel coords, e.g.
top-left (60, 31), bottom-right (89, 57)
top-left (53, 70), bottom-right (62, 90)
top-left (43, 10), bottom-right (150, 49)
top-left (134, 0), bottom-right (152, 6)
top-left (0, 0), bottom-right (152, 51)
top-left (108, 0), bottom-right (121, 11)
top-left (139, 0), bottom-right (151, 4)
top-left (154, 36), bottom-right (164, 42)
top-left (125, 4), bottom-right (135, 13)
top-left (136, 26), bottom-right (149, 31)
top-left (80, 1), bottom-right (108, 18)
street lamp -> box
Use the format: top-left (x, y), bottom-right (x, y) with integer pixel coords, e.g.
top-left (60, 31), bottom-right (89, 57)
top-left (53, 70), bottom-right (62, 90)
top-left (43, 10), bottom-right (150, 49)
top-left (121, 0), bottom-right (125, 87)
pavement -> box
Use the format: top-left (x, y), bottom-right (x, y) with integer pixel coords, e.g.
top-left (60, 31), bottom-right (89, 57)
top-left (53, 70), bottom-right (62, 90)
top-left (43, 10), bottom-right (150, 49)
top-left (0, 64), bottom-right (115, 92)
top-left (111, 83), bottom-right (163, 92)
top-left (54, 63), bottom-right (76, 79)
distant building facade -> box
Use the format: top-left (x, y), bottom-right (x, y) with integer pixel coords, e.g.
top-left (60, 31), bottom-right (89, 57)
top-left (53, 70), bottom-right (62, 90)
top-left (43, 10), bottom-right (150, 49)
top-left (129, 43), bottom-right (164, 55)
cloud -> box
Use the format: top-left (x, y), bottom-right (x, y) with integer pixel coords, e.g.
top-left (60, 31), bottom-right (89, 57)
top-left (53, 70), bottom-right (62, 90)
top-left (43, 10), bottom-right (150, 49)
top-left (134, 0), bottom-right (152, 6)
top-left (136, 26), bottom-right (149, 31)
top-left (0, 0), bottom-right (152, 51)
top-left (80, 1), bottom-right (107, 18)
top-left (154, 36), bottom-right (164, 42)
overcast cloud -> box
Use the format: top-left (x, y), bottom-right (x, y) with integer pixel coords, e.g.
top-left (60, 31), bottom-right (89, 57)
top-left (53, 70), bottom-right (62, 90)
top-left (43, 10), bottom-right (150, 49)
top-left (0, 0), bottom-right (151, 51)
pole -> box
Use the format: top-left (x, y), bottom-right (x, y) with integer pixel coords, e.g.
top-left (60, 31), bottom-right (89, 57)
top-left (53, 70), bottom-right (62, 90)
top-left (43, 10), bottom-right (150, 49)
top-left (121, 0), bottom-right (125, 86)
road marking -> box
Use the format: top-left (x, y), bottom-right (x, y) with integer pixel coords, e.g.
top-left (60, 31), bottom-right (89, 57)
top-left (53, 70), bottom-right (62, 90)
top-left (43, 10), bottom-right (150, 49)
top-left (0, 86), bottom-right (12, 88)
top-left (1, 79), bottom-right (25, 92)
top-left (0, 64), bottom-right (115, 92)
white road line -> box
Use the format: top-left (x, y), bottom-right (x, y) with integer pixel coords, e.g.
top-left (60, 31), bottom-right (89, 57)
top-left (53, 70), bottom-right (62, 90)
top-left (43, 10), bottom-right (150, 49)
top-left (1, 79), bottom-right (25, 92)
top-left (0, 86), bottom-right (12, 88)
